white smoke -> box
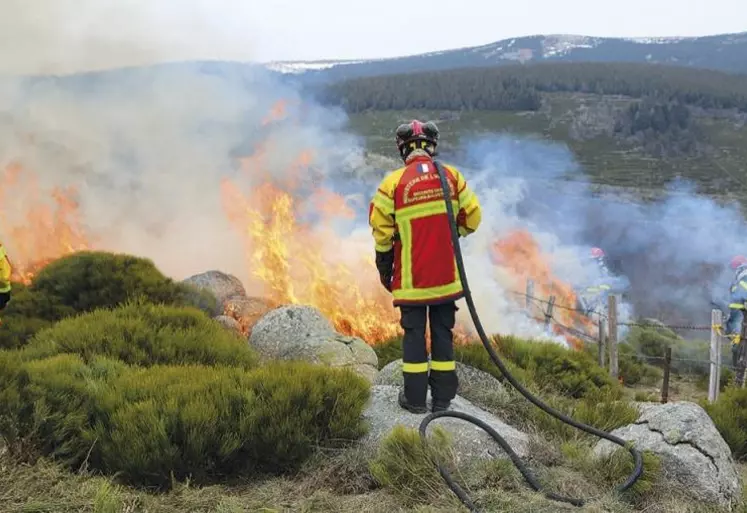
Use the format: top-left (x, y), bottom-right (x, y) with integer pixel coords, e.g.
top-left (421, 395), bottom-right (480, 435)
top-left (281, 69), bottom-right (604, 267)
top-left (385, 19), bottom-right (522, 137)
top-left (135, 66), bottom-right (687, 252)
top-left (0, 0), bottom-right (257, 76)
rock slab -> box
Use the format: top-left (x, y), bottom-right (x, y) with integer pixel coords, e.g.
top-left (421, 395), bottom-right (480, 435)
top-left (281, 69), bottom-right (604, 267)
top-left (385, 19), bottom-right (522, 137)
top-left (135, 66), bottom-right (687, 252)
top-left (360, 385), bottom-right (528, 464)
top-left (182, 270), bottom-right (247, 305)
top-left (594, 401), bottom-right (740, 507)
top-left (249, 305), bottom-right (379, 382)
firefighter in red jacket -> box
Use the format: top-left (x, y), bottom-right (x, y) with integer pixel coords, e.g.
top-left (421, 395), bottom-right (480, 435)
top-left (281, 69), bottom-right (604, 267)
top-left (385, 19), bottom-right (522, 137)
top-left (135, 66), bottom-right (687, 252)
top-left (369, 120), bottom-right (482, 413)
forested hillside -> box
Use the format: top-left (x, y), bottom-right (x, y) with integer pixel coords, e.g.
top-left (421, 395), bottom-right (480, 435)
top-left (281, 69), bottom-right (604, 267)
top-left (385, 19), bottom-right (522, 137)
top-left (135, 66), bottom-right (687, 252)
top-left (322, 62), bottom-right (747, 113)
top-left (322, 62), bottom-right (747, 196)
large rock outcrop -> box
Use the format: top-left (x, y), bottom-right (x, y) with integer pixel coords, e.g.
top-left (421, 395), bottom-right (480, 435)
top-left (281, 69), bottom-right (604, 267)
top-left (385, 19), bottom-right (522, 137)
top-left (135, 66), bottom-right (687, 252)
top-left (360, 385), bottom-right (529, 464)
top-left (182, 270), bottom-right (247, 305)
top-left (594, 401), bottom-right (740, 508)
top-left (375, 358), bottom-right (510, 407)
top-left (249, 305), bottom-right (379, 382)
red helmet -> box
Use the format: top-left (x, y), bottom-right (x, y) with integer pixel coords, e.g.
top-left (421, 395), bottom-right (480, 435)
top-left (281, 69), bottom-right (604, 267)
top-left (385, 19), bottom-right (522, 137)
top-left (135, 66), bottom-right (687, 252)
top-left (731, 255), bottom-right (747, 270)
top-left (590, 247), bottom-right (605, 259)
top-left (395, 120), bottom-right (439, 160)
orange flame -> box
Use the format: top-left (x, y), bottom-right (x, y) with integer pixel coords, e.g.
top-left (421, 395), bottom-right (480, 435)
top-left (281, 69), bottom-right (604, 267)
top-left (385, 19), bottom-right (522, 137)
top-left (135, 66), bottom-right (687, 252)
top-left (0, 164), bottom-right (91, 284)
top-left (220, 154), bottom-right (403, 343)
top-left (492, 230), bottom-right (594, 349)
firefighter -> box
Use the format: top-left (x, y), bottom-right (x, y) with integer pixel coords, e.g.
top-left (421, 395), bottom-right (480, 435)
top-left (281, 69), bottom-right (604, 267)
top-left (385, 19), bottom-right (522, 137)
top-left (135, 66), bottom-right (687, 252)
top-left (368, 120), bottom-right (482, 414)
top-left (577, 247), bottom-right (613, 315)
top-left (725, 255), bottom-right (747, 385)
top-left (0, 242), bottom-right (12, 310)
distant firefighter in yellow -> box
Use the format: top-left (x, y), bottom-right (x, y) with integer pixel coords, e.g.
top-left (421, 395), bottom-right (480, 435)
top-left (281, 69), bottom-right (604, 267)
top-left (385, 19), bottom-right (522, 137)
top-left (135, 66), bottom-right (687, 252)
top-left (0, 242), bottom-right (12, 310)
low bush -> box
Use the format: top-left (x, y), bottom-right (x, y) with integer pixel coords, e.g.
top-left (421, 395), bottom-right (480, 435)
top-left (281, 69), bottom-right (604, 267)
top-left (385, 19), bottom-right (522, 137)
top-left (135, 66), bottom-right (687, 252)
top-left (373, 337), bottom-right (404, 369)
top-left (0, 251), bottom-right (218, 349)
top-left (697, 367), bottom-right (736, 393)
top-left (703, 386), bottom-right (747, 460)
top-left (368, 425), bottom-right (457, 507)
top-left (375, 334), bottom-right (619, 400)
top-left (2, 354), bottom-right (370, 488)
top-left (20, 301), bottom-right (257, 369)
top-left (624, 321), bottom-right (710, 375)
top-left (562, 441), bottom-right (662, 504)
top-left (526, 388), bottom-right (639, 440)
top-left (618, 343), bottom-right (663, 386)
top-left (493, 336), bottom-right (620, 399)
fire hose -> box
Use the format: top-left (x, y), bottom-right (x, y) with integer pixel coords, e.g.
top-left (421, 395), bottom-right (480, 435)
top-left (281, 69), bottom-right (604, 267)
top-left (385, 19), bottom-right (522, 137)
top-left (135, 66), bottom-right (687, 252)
top-left (416, 160), bottom-right (644, 511)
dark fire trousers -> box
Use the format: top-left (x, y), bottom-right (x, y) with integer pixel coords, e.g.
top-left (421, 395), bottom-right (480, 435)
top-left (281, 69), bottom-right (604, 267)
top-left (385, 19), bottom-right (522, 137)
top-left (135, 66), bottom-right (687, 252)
top-left (400, 302), bottom-right (459, 406)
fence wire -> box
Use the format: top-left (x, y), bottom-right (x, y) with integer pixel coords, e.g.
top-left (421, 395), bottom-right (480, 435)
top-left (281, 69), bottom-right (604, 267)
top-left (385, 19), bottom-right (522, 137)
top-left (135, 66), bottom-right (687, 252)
top-left (511, 287), bottom-right (737, 378)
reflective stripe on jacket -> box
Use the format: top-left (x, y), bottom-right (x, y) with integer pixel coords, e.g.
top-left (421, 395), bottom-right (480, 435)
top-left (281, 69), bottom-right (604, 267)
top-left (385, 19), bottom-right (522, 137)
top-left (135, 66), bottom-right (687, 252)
top-left (0, 244), bottom-right (12, 293)
top-left (369, 155), bottom-right (481, 306)
top-left (725, 277), bottom-right (747, 335)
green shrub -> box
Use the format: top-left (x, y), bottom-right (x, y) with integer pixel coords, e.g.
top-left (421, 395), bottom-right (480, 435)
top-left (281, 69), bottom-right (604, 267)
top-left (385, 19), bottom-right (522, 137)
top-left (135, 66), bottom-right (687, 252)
top-left (453, 337), bottom-right (533, 388)
top-left (369, 425), bottom-right (456, 506)
top-left (624, 321), bottom-right (710, 376)
top-left (373, 337), bottom-right (404, 369)
top-left (703, 386), bottom-right (747, 459)
top-left (2, 355), bottom-right (370, 488)
top-left (526, 388), bottom-right (638, 440)
top-left (20, 301), bottom-right (256, 369)
top-left (494, 336), bottom-right (619, 399)
top-left (0, 251), bottom-right (218, 349)
top-left (377, 335), bottom-right (618, 399)
top-left (591, 448), bottom-right (662, 503)
top-left (562, 441), bottom-right (661, 503)
top-left (697, 367), bottom-right (736, 392)
top-left (0, 282), bottom-right (57, 349)
top-left (618, 343), bottom-right (663, 386)
top-left (634, 391), bottom-right (659, 402)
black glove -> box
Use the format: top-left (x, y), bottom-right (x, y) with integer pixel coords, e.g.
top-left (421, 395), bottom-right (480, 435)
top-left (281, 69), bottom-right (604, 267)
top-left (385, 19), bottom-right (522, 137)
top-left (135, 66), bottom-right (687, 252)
top-left (375, 249), bottom-right (395, 291)
top-left (0, 291), bottom-right (9, 310)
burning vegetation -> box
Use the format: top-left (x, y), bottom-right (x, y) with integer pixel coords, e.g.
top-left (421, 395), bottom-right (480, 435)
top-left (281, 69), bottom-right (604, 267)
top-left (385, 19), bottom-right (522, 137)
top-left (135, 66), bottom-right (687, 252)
top-left (0, 100), bottom-right (596, 348)
top-left (0, 163), bottom-right (90, 284)
top-left (492, 230), bottom-right (596, 349)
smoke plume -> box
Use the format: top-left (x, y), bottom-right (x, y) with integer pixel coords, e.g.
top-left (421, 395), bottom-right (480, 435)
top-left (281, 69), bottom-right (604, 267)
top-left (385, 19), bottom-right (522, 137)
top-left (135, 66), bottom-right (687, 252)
top-left (0, 0), bottom-right (257, 75)
top-left (1, 5), bottom-right (743, 343)
top-left (449, 133), bottom-right (747, 334)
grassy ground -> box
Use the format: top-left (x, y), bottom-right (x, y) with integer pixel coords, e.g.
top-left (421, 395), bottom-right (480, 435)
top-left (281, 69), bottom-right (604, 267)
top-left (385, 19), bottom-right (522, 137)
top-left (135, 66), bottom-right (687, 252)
top-left (344, 92), bottom-right (747, 201)
top-left (0, 370), bottom-right (741, 513)
top-left (2, 435), bottom-right (742, 513)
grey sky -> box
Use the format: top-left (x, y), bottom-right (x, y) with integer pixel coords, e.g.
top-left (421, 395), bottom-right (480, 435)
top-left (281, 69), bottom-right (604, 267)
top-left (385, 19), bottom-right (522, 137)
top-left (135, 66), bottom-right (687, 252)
top-left (0, 0), bottom-right (744, 75)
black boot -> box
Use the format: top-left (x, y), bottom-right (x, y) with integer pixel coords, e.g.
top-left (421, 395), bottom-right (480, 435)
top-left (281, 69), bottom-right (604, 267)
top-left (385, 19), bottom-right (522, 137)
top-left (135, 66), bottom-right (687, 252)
top-left (398, 389), bottom-right (427, 414)
top-left (431, 399), bottom-right (451, 413)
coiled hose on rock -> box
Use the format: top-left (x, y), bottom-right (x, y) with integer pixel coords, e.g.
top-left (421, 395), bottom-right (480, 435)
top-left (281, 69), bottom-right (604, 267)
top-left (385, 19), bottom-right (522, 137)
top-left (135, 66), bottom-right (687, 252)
top-left (417, 161), bottom-right (644, 511)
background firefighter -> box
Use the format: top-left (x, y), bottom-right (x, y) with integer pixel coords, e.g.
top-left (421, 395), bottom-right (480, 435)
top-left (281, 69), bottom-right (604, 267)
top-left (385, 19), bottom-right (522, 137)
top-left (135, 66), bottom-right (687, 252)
top-left (576, 247), bottom-right (630, 317)
top-left (0, 243), bottom-right (12, 311)
top-left (368, 119), bottom-right (482, 414)
top-left (725, 255), bottom-right (747, 385)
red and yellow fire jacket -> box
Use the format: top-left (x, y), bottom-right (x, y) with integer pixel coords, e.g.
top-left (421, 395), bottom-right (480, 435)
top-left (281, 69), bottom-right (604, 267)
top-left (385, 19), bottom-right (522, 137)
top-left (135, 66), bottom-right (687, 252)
top-left (0, 243), bottom-right (12, 293)
top-left (369, 154), bottom-right (482, 306)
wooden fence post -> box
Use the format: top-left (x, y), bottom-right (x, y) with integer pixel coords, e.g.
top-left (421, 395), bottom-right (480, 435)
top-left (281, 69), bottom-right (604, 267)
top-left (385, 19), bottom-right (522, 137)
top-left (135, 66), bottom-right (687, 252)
top-left (598, 318), bottom-right (606, 368)
top-left (544, 295), bottom-right (556, 332)
top-left (525, 279), bottom-right (534, 311)
top-left (709, 308), bottom-right (723, 402)
top-left (607, 294), bottom-right (618, 379)
top-left (661, 346), bottom-right (672, 403)
top-left (716, 327), bottom-right (722, 395)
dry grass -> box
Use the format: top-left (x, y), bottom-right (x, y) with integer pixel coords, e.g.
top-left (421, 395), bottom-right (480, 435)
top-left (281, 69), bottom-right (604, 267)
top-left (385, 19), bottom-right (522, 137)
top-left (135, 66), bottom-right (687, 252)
top-left (1, 439), bottom-right (743, 513)
top-left (0, 450), bottom-right (405, 513)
